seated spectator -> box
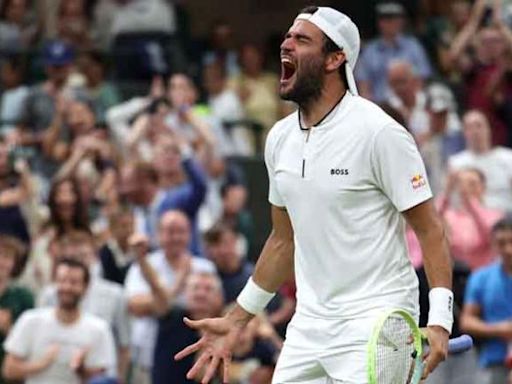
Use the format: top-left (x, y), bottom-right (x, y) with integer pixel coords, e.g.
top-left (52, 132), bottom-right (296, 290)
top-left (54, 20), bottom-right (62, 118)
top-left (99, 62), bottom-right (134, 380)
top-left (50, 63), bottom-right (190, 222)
top-left (220, 183), bottom-right (254, 256)
top-left (387, 60), bottom-right (429, 137)
top-left (0, 136), bottom-right (32, 245)
top-left (77, 51), bottom-right (121, 123)
top-left (124, 211), bottom-right (215, 384)
top-left (419, 84), bottom-right (464, 194)
top-left (14, 40), bottom-right (79, 179)
top-left (0, 235), bottom-right (34, 384)
top-left (119, 145), bottom-right (207, 253)
top-left (55, 0), bottom-right (92, 50)
top-left (439, 168), bottom-right (503, 270)
top-left (19, 177), bottom-right (90, 292)
top-left (3, 258), bottom-right (116, 384)
top-left (203, 61), bottom-right (251, 156)
top-left (204, 223), bottom-right (253, 304)
top-left (460, 217), bottom-right (512, 384)
top-left (99, 207), bottom-right (135, 285)
top-left (38, 231), bottom-right (130, 381)
top-left (0, 55), bottom-right (29, 134)
top-left (228, 43), bottom-right (281, 135)
top-left (449, 110), bottom-right (512, 212)
top-left (152, 270), bottom-right (224, 384)
top-left (356, 1), bottom-right (432, 102)
top-left (202, 20), bottom-right (239, 78)
top-left (0, 0), bottom-right (38, 53)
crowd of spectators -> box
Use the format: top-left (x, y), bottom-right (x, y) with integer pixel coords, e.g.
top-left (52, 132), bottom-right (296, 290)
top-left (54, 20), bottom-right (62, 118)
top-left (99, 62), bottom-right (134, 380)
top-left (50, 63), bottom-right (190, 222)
top-left (0, 0), bottom-right (511, 383)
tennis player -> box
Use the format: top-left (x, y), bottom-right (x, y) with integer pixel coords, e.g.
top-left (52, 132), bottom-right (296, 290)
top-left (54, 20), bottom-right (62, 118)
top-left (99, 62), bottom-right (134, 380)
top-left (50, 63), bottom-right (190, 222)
top-left (175, 6), bottom-right (453, 383)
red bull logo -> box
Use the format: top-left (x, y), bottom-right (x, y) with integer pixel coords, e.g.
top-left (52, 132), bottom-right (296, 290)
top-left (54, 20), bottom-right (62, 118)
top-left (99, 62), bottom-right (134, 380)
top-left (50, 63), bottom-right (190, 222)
top-left (411, 174), bottom-right (426, 189)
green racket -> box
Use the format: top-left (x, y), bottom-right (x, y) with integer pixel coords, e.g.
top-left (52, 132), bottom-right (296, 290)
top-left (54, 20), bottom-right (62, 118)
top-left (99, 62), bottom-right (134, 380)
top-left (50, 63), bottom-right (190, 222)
top-left (367, 309), bottom-right (473, 384)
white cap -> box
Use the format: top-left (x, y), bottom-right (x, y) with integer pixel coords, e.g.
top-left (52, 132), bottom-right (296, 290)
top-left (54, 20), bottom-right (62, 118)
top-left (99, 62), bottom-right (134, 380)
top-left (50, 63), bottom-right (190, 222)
top-left (295, 7), bottom-right (361, 95)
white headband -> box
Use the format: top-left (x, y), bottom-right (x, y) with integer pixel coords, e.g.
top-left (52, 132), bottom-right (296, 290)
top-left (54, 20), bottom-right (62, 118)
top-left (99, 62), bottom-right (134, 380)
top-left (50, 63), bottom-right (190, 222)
top-left (295, 9), bottom-right (359, 95)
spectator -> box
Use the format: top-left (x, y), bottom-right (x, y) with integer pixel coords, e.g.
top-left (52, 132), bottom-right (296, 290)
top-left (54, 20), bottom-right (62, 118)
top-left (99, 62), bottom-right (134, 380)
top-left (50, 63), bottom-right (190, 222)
top-left (460, 217), bottom-right (512, 384)
top-left (99, 207), bottom-right (135, 285)
top-left (228, 43), bottom-right (281, 135)
top-left (77, 51), bottom-right (121, 123)
top-left (56, 0), bottom-right (92, 50)
top-left (219, 183), bottom-right (254, 256)
top-left (438, 168), bottom-right (503, 270)
top-left (38, 231), bottom-right (131, 381)
top-left (203, 60), bottom-right (251, 156)
top-left (204, 223), bottom-right (253, 304)
top-left (0, 235), bottom-right (34, 384)
top-left (0, 55), bottom-right (29, 134)
top-left (0, 0), bottom-right (37, 53)
top-left (152, 271), bottom-right (224, 384)
top-left (119, 141), bottom-right (207, 254)
top-left (356, 1), bottom-right (432, 102)
top-left (0, 136), bottom-right (32, 244)
top-left (165, 73), bottom-right (217, 158)
top-left (20, 177), bottom-right (90, 292)
top-left (15, 40), bottom-right (78, 179)
top-left (449, 110), bottom-right (512, 212)
top-left (203, 20), bottom-right (239, 78)
top-left (387, 59), bottom-right (429, 138)
top-left (124, 211), bottom-right (215, 384)
top-left (419, 83), bottom-right (465, 194)
top-left (2, 258), bottom-right (116, 384)
top-left (449, 0), bottom-right (512, 146)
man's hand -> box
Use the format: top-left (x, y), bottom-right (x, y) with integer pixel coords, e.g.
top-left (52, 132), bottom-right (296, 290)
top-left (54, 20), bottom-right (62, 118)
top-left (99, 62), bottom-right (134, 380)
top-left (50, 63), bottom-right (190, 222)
top-left (37, 344), bottom-right (61, 371)
top-left (175, 308), bottom-right (252, 384)
top-left (421, 326), bottom-right (449, 379)
top-left (70, 347), bottom-right (88, 374)
top-left (128, 233), bottom-right (150, 261)
top-left (0, 309), bottom-right (12, 334)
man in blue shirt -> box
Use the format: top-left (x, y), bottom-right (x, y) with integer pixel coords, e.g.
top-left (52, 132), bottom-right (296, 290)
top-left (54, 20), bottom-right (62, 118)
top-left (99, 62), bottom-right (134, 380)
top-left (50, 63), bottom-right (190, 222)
top-left (461, 217), bottom-right (512, 384)
top-left (355, 1), bottom-right (432, 103)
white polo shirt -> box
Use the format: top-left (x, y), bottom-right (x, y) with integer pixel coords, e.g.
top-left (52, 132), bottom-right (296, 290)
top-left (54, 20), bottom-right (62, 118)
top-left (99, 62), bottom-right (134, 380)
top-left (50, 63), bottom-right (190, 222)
top-left (265, 92), bottom-right (432, 319)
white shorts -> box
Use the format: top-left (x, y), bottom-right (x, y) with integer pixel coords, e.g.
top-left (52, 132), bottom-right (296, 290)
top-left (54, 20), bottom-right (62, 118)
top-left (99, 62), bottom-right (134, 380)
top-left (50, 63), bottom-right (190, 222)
top-left (272, 314), bottom-right (377, 384)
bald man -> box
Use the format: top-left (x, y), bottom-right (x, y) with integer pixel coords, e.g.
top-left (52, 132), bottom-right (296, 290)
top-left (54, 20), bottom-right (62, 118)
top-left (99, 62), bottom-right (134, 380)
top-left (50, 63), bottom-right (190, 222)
top-left (387, 59), bottom-right (428, 137)
top-left (124, 210), bottom-right (216, 384)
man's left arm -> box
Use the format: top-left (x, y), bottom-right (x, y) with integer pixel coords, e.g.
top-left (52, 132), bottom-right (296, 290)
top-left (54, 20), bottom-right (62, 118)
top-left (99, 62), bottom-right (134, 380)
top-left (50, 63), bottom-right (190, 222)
top-left (403, 199), bottom-right (452, 379)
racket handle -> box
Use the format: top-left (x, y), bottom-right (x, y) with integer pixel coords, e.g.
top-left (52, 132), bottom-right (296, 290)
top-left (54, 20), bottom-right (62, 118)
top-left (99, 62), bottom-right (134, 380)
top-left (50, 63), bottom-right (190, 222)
top-left (447, 334), bottom-right (473, 354)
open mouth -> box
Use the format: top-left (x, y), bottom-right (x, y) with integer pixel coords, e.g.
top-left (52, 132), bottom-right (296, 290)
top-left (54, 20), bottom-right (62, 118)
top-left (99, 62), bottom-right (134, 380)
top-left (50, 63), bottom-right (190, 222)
top-left (281, 58), bottom-right (297, 83)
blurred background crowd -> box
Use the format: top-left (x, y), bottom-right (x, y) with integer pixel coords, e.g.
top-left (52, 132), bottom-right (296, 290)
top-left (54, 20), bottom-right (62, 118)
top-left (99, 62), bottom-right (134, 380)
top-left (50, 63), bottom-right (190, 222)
top-left (0, 0), bottom-right (511, 383)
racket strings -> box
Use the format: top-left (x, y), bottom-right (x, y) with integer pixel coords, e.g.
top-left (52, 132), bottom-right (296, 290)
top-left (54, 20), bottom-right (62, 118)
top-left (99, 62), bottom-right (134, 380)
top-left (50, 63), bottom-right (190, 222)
top-left (375, 316), bottom-right (416, 384)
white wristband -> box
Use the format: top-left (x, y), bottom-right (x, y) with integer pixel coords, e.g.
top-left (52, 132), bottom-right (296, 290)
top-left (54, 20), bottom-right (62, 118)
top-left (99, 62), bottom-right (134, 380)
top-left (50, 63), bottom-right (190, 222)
top-left (236, 277), bottom-right (276, 315)
top-left (427, 287), bottom-right (454, 334)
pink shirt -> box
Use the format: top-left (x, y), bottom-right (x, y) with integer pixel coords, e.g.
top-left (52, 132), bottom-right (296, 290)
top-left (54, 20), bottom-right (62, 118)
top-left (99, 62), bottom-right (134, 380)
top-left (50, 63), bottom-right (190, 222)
top-left (441, 197), bottom-right (503, 270)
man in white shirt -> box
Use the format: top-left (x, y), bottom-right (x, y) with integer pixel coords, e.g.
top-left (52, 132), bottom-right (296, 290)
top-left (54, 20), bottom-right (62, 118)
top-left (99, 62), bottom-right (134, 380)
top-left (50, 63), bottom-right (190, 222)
top-left (449, 110), bottom-right (512, 213)
top-left (124, 210), bottom-right (215, 384)
top-left (38, 231), bottom-right (131, 381)
top-left (3, 258), bottom-right (116, 384)
top-left (176, 6), bottom-right (453, 384)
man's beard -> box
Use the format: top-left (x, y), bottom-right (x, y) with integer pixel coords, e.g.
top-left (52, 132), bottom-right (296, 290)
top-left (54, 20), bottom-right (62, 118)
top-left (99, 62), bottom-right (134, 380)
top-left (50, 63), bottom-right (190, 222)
top-left (280, 56), bottom-right (325, 107)
top-left (58, 293), bottom-right (81, 311)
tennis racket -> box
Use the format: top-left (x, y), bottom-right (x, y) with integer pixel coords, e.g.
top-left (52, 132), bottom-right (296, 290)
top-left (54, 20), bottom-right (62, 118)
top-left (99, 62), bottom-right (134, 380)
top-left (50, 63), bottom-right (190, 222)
top-left (367, 308), bottom-right (473, 384)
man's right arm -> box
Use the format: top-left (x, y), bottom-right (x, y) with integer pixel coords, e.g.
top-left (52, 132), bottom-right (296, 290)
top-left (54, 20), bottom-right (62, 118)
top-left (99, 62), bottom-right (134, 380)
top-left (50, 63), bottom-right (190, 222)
top-left (227, 205), bottom-right (295, 326)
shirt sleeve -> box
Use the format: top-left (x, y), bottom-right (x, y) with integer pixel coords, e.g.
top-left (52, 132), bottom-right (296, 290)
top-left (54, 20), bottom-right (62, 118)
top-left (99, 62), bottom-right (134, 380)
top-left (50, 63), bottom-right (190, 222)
top-left (113, 292), bottom-right (131, 348)
top-left (371, 123), bottom-right (433, 212)
top-left (4, 312), bottom-right (34, 358)
top-left (264, 127), bottom-right (285, 207)
top-left (464, 270), bottom-right (484, 306)
top-left (411, 39), bottom-right (433, 79)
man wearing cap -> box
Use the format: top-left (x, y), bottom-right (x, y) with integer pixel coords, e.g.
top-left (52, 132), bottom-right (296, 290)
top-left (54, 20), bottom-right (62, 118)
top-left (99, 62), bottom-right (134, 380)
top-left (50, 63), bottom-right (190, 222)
top-left (355, 1), bottom-right (432, 103)
top-left (176, 6), bottom-right (452, 384)
top-left (14, 40), bottom-right (77, 178)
